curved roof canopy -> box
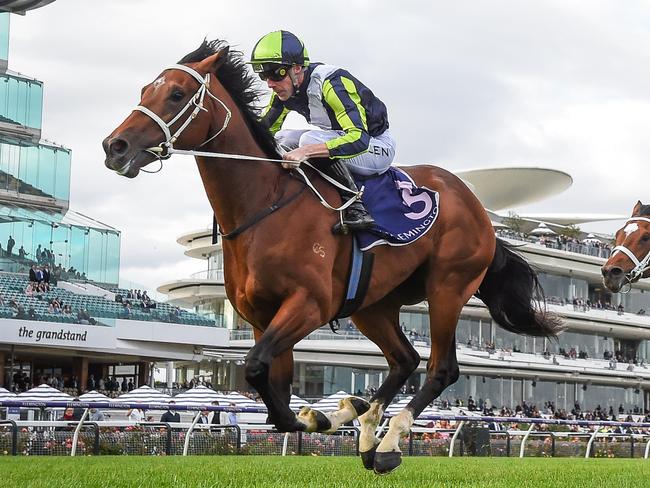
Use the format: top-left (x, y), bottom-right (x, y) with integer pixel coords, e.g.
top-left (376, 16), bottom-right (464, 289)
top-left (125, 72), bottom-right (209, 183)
top-left (454, 167), bottom-right (572, 212)
top-left (0, 0), bottom-right (56, 14)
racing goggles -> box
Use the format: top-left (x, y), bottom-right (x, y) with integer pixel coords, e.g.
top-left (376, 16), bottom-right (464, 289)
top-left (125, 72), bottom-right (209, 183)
top-left (257, 65), bottom-right (290, 82)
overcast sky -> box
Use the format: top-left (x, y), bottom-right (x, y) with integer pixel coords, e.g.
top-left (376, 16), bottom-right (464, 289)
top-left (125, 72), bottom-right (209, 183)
top-left (8, 0), bottom-right (650, 293)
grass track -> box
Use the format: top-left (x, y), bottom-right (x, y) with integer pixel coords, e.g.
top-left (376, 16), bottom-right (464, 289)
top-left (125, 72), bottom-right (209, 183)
top-left (2, 456), bottom-right (649, 488)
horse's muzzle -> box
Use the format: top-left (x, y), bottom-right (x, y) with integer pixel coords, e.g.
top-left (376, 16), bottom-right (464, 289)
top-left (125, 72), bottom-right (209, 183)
top-left (601, 265), bottom-right (626, 293)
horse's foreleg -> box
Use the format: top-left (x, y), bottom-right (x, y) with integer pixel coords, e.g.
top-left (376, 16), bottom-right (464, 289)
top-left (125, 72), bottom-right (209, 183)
top-left (245, 291), bottom-right (324, 432)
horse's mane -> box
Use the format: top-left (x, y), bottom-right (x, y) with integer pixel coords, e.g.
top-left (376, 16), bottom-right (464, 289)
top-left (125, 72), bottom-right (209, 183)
top-left (178, 39), bottom-right (279, 158)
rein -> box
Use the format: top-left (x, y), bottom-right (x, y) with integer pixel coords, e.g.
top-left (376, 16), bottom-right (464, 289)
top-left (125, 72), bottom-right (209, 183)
top-left (611, 216), bottom-right (650, 292)
top-left (132, 63), bottom-right (366, 238)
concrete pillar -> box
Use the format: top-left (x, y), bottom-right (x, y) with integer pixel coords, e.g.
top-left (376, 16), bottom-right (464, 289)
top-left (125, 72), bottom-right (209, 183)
top-left (166, 361), bottom-right (174, 389)
top-left (73, 357), bottom-right (88, 394)
top-left (138, 362), bottom-right (150, 387)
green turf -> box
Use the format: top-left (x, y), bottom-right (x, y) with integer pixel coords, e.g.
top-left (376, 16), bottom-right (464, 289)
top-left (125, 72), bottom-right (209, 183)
top-left (1, 456), bottom-right (648, 488)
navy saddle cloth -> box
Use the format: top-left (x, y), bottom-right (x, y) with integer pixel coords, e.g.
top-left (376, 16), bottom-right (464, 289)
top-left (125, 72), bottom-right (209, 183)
top-left (353, 167), bottom-right (439, 251)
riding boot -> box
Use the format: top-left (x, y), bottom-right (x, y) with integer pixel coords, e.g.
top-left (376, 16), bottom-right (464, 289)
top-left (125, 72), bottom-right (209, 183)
top-left (323, 160), bottom-right (375, 234)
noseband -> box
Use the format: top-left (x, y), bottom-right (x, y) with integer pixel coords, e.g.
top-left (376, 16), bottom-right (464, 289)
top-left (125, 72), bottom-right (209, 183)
top-left (610, 217), bottom-right (650, 292)
top-left (117, 64), bottom-right (232, 175)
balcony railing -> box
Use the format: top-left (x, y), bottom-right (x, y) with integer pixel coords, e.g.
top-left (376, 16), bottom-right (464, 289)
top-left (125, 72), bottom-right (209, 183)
top-left (496, 230), bottom-right (612, 259)
top-left (190, 269), bottom-right (224, 282)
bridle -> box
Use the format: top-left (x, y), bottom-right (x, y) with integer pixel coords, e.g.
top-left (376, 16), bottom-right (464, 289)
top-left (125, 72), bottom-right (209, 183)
top-left (610, 217), bottom-right (650, 292)
top-left (117, 62), bottom-right (364, 215)
top-left (114, 64), bottom-right (233, 175)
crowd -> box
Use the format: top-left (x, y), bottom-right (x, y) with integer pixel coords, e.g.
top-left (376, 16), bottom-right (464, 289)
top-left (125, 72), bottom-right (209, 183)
top-left (440, 396), bottom-right (648, 424)
top-left (495, 229), bottom-right (612, 258)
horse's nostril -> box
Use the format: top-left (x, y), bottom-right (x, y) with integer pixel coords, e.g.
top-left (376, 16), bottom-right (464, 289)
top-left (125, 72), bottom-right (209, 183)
top-left (108, 138), bottom-right (129, 157)
top-left (609, 267), bottom-right (624, 277)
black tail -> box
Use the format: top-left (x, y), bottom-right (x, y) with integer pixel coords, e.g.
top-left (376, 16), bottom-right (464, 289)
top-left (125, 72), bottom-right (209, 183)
top-left (475, 238), bottom-right (563, 337)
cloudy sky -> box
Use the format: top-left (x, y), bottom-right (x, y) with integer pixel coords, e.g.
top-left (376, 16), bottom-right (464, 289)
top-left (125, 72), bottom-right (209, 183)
top-left (8, 0), bottom-right (650, 293)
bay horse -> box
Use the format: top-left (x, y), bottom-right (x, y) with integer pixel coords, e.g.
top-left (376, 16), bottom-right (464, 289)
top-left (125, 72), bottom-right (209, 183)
top-left (103, 40), bottom-right (561, 473)
top-left (602, 201), bottom-right (650, 293)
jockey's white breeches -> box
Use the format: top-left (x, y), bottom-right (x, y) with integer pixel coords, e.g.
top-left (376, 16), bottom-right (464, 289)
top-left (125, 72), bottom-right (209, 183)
top-left (275, 129), bottom-right (396, 176)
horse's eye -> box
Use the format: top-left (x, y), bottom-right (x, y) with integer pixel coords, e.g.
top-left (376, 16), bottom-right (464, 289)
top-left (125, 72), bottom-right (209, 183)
top-left (169, 90), bottom-right (185, 102)
top-left (642, 234), bottom-right (650, 243)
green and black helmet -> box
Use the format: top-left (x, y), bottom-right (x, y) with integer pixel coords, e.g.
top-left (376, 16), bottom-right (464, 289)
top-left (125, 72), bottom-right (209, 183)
top-left (250, 30), bottom-right (310, 74)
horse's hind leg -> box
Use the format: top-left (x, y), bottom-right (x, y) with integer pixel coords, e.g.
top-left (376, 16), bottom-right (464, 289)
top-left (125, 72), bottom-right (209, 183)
top-left (374, 278), bottom-right (483, 474)
top-left (300, 301), bottom-right (420, 468)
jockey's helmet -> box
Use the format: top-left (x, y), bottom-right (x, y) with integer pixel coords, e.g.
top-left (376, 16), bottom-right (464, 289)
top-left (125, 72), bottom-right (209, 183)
top-left (250, 30), bottom-right (310, 74)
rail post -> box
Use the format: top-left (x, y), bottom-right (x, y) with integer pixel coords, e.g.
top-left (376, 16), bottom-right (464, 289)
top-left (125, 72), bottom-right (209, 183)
top-left (519, 424), bottom-right (535, 458)
top-left (585, 427), bottom-right (601, 459)
top-left (182, 412), bottom-right (201, 456)
top-left (644, 436), bottom-right (650, 459)
top-left (71, 408), bottom-right (89, 457)
top-left (448, 420), bottom-right (465, 458)
top-left (297, 430), bottom-right (303, 455)
top-left (408, 430), bottom-right (414, 456)
top-left (282, 432), bottom-right (290, 456)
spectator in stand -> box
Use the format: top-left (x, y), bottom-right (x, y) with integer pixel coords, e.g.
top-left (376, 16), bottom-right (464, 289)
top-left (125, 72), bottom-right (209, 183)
top-left (89, 408), bottom-right (105, 422)
top-left (127, 408), bottom-right (144, 422)
top-left (77, 308), bottom-right (91, 325)
top-left (6, 235), bottom-right (14, 256)
top-left (209, 400), bottom-right (221, 425)
top-left (227, 403), bottom-right (238, 426)
top-left (197, 408), bottom-right (211, 425)
top-left (42, 264), bottom-right (50, 289)
top-left (160, 401), bottom-right (181, 423)
top-left (617, 304), bottom-right (625, 315)
top-left (29, 264), bottom-right (37, 283)
top-left (127, 379), bottom-right (134, 391)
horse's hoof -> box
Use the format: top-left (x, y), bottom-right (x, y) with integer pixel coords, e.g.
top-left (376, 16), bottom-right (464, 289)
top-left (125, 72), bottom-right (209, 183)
top-left (360, 446), bottom-right (377, 470)
top-left (374, 451), bottom-right (402, 475)
top-left (349, 397), bottom-right (371, 416)
top-left (298, 407), bottom-right (332, 432)
top-left (312, 409), bottom-right (332, 432)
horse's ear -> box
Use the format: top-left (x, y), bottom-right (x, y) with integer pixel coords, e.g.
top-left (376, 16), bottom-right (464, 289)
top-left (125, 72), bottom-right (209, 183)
top-left (199, 47), bottom-right (230, 74)
top-left (633, 200), bottom-right (644, 216)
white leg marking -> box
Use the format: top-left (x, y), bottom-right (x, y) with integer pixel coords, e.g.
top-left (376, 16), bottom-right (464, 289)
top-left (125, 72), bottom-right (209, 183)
top-left (376, 409), bottom-right (414, 453)
top-left (358, 400), bottom-right (383, 452)
top-left (296, 407), bottom-right (319, 432)
top-left (324, 397), bottom-right (363, 433)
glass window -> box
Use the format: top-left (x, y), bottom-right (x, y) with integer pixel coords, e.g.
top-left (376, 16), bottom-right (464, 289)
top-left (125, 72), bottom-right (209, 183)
top-left (0, 142), bottom-right (70, 202)
top-left (0, 75), bottom-right (43, 129)
top-left (0, 13), bottom-right (9, 64)
top-left (537, 272), bottom-right (589, 302)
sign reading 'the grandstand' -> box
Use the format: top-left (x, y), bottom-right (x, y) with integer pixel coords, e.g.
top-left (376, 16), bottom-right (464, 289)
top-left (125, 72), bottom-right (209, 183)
top-left (0, 320), bottom-right (116, 349)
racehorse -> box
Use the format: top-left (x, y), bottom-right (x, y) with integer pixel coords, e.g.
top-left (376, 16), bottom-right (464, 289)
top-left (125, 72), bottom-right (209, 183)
top-left (602, 201), bottom-right (650, 293)
top-left (103, 40), bottom-right (561, 473)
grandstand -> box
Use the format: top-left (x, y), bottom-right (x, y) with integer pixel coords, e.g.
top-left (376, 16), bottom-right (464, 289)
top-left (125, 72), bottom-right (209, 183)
top-left (157, 172), bottom-right (650, 418)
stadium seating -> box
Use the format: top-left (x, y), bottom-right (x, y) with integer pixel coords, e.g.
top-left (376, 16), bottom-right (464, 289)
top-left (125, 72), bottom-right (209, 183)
top-left (0, 272), bottom-right (216, 327)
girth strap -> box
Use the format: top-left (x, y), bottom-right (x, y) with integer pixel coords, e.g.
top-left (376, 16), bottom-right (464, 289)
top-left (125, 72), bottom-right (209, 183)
top-left (218, 186), bottom-right (306, 240)
top-left (329, 236), bottom-right (374, 330)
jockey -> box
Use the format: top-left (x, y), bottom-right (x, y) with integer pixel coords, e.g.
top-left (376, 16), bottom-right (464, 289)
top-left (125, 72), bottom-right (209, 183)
top-left (250, 30), bottom-right (395, 233)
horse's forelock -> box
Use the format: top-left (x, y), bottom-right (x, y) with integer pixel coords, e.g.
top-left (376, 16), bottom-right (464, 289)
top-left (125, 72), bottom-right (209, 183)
top-left (177, 39), bottom-right (279, 158)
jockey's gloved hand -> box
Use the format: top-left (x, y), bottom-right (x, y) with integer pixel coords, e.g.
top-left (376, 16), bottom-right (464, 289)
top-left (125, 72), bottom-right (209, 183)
top-left (281, 160), bottom-right (301, 170)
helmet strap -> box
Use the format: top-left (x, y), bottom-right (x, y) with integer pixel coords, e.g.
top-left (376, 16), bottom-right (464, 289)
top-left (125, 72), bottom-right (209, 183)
top-left (288, 66), bottom-right (302, 90)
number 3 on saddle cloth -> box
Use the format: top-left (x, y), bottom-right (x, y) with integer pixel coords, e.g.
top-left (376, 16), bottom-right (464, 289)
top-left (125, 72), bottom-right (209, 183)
top-left (331, 167), bottom-right (440, 326)
top-left (354, 167), bottom-right (440, 251)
